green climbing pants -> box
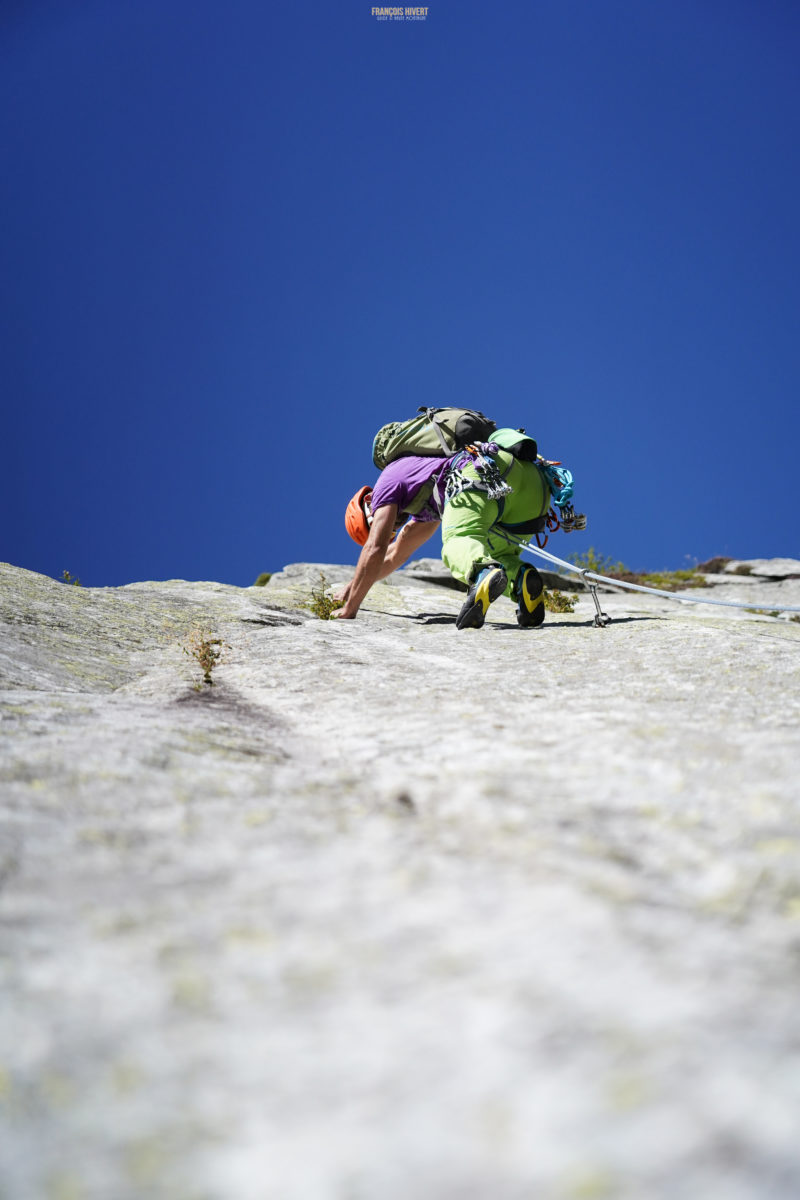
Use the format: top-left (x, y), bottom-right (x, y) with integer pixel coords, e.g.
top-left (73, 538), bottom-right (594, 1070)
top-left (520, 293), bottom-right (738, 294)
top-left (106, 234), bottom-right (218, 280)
top-left (441, 451), bottom-right (551, 597)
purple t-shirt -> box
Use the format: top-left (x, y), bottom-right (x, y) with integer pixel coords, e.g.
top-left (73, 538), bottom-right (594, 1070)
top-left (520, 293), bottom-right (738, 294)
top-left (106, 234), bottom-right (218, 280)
top-left (371, 454), bottom-right (451, 523)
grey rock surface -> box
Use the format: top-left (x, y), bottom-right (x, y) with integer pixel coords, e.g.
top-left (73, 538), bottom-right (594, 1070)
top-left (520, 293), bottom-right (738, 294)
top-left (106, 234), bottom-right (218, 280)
top-left (722, 557), bottom-right (800, 579)
top-left (2, 559), bottom-right (800, 1199)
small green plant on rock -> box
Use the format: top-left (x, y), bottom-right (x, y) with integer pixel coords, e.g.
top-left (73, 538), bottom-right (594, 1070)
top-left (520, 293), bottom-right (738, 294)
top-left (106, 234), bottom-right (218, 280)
top-left (543, 588), bottom-right (578, 614)
top-left (568, 549), bottom-right (707, 591)
top-left (253, 573), bottom-right (272, 587)
top-left (184, 629), bottom-right (227, 687)
top-left (637, 568), bottom-right (708, 591)
top-left (568, 547), bottom-right (628, 577)
top-left (61, 570), bottom-right (81, 587)
top-left (302, 572), bottom-right (344, 620)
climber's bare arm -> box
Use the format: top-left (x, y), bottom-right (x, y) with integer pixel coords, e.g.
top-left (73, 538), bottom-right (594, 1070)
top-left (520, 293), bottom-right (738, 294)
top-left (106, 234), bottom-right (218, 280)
top-left (335, 512), bottom-right (440, 618)
top-left (335, 504), bottom-right (398, 619)
top-left (378, 518), bottom-right (439, 578)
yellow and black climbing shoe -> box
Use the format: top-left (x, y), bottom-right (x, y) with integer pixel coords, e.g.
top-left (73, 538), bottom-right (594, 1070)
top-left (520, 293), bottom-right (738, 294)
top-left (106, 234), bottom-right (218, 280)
top-left (455, 566), bottom-right (508, 630)
top-left (514, 566), bottom-right (545, 628)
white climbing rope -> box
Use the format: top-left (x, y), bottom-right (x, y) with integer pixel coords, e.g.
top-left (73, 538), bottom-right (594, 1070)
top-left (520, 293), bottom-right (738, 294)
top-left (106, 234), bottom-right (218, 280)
top-left (507, 536), bottom-right (800, 617)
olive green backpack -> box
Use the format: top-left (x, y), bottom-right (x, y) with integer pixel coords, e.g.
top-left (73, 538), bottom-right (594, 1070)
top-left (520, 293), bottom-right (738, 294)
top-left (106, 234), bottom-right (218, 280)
top-left (372, 407), bottom-right (537, 469)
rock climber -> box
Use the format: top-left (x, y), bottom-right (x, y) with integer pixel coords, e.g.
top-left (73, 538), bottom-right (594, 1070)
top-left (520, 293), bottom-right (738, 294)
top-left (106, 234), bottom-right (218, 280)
top-left (336, 439), bottom-right (569, 629)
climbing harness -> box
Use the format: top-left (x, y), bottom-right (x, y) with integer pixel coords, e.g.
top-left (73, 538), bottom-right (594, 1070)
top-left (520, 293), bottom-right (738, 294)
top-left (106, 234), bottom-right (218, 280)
top-left (496, 533), bottom-right (800, 628)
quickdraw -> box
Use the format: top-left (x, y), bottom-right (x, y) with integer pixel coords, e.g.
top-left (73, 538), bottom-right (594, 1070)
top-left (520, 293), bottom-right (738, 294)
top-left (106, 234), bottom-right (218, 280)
top-left (443, 443), bottom-right (512, 505)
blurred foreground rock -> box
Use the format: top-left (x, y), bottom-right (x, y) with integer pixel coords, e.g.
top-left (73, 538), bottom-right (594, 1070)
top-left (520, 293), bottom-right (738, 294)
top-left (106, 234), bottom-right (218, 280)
top-left (2, 558), bottom-right (800, 1199)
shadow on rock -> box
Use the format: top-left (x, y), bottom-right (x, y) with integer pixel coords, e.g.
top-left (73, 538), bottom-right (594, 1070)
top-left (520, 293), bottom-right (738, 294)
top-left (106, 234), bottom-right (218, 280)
top-left (174, 684), bottom-right (284, 727)
top-left (488, 614), bottom-right (661, 630)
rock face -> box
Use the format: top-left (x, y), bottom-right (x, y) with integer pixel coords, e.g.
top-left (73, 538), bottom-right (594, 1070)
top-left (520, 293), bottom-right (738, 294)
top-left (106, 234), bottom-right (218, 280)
top-left (721, 557), bottom-right (800, 580)
top-left (2, 558), bottom-right (800, 1199)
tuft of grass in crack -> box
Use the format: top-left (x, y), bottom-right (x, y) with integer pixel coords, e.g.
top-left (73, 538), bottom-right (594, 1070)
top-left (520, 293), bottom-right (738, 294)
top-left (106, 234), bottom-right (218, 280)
top-left (544, 589), bottom-right (578, 613)
top-left (183, 629), bottom-right (228, 688)
top-left (302, 572), bottom-right (344, 620)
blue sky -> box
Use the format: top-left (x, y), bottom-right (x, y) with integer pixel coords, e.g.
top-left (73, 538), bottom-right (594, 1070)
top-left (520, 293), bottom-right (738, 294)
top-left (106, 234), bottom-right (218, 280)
top-left (2, 0), bottom-right (799, 587)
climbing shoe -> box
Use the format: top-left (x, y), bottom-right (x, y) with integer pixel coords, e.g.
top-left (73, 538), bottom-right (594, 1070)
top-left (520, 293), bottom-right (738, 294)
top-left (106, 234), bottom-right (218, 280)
top-left (514, 565), bottom-right (545, 628)
top-left (455, 566), bottom-right (508, 630)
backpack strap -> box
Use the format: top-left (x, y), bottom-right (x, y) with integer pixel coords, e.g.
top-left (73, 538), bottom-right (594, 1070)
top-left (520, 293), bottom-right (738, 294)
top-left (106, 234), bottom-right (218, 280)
top-left (419, 407), bottom-right (457, 456)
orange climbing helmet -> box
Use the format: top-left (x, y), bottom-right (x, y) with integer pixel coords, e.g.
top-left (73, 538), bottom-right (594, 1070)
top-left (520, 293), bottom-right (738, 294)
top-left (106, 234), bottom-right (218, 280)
top-left (345, 486), bottom-right (373, 545)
